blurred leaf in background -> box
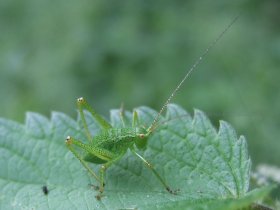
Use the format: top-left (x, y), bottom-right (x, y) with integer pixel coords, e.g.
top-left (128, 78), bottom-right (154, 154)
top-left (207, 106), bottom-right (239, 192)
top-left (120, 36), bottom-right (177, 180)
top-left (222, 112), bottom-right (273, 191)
top-left (0, 0), bottom-right (280, 171)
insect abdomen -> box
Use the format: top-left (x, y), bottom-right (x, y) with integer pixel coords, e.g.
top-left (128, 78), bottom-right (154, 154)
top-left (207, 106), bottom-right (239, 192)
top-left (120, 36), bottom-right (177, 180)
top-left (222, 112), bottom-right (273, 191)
top-left (94, 128), bottom-right (138, 154)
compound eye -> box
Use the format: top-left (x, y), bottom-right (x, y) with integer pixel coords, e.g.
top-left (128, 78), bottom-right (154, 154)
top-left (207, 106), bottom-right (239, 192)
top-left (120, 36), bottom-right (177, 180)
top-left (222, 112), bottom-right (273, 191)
top-left (139, 134), bottom-right (145, 138)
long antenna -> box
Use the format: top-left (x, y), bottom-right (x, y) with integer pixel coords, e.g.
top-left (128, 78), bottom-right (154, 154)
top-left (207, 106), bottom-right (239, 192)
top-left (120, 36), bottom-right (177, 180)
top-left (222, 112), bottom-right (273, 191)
top-left (148, 15), bottom-right (240, 132)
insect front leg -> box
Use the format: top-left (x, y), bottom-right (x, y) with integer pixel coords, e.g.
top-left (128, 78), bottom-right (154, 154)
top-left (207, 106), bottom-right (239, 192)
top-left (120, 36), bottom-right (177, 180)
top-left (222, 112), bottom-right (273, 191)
top-left (132, 110), bottom-right (148, 150)
top-left (130, 148), bottom-right (178, 195)
top-left (77, 97), bottom-right (112, 142)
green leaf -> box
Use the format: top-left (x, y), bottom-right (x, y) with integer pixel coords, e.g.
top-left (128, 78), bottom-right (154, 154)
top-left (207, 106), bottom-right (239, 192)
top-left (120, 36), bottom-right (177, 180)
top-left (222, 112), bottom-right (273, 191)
top-left (140, 185), bottom-right (275, 210)
top-left (0, 104), bottom-right (269, 210)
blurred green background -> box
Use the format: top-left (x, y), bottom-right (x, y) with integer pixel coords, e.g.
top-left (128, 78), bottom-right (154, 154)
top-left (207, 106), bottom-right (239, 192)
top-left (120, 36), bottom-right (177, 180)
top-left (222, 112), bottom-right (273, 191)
top-left (0, 1), bottom-right (279, 168)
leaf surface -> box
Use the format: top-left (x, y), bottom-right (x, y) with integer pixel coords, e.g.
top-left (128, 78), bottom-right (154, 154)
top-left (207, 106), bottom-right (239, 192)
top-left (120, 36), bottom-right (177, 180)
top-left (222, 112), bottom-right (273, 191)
top-left (0, 104), bottom-right (269, 210)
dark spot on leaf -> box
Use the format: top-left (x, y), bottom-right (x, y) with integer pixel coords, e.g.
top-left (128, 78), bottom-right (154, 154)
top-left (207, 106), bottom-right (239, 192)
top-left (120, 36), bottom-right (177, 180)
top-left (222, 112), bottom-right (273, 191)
top-left (42, 185), bottom-right (48, 195)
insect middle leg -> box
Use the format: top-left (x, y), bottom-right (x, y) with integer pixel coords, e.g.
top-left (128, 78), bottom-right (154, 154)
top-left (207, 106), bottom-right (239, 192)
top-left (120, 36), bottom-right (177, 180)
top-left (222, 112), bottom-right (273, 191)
top-left (99, 161), bottom-right (114, 193)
